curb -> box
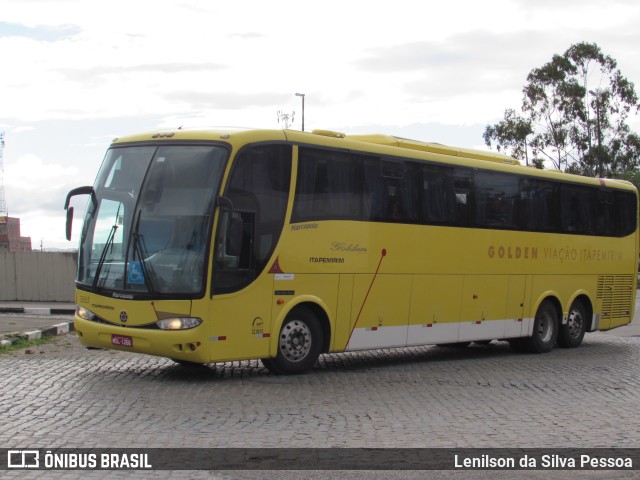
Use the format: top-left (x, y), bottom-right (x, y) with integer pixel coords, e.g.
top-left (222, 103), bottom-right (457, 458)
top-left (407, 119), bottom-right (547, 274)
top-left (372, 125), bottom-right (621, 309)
top-left (0, 307), bottom-right (76, 315)
top-left (0, 321), bottom-right (76, 348)
top-left (0, 307), bottom-right (76, 348)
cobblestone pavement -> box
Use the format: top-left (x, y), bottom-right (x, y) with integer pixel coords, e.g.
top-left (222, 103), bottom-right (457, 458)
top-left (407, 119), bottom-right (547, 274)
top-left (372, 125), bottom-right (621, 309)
top-left (2, 330), bottom-right (640, 479)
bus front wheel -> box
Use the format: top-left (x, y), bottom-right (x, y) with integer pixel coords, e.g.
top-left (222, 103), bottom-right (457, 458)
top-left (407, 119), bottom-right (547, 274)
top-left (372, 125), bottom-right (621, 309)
top-left (522, 299), bottom-right (559, 353)
top-left (262, 307), bottom-right (323, 375)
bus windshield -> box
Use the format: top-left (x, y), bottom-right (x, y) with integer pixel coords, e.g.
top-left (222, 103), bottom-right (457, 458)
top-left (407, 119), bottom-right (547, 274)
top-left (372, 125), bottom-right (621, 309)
top-left (78, 144), bottom-right (228, 296)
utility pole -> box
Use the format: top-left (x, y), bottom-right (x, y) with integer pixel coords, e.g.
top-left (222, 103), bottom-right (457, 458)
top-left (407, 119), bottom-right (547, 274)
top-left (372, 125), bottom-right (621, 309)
top-left (594, 95), bottom-right (603, 177)
top-left (0, 132), bottom-right (7, 216)
top-left (589, 90), bottom-right (604, 177)
top-left (295, 93), bottom-right (305, 131)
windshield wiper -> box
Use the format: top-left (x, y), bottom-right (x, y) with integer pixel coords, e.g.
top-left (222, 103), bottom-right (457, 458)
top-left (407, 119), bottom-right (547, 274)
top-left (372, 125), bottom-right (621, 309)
top-left (92, 201), bottom-right (125, 289)
top-left (129, 210), bottom-right (156, 294)
top-left (92, 222), bottom-right (118, 288)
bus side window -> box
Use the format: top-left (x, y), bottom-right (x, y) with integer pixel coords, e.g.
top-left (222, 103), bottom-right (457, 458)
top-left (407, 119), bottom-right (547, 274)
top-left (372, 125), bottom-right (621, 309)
top-left (561, 185), bottom-right (595, 234)
top-left (452, 169), bottom-right (473, 227)
top-left (213, 144), bottom-right (291, 294)
top-left (474, 171), bottom-right (520, 229)
top-left (422, 164), bottom-right (455, 225)
top-left (614, 190), bottom-right (638, 237)
top-left (596, 190), bottom-right (614, 235)
top-left (293, 148), bottom-right (363, 222)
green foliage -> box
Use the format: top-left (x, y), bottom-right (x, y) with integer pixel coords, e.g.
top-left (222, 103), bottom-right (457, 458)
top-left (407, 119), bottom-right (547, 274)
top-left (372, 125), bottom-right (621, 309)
top-left (615, 167), bottom-right (640, 190)
top-left (0, 334), bottom-right (54, 353)
top-left (485, 42), bottom-right (640, 177)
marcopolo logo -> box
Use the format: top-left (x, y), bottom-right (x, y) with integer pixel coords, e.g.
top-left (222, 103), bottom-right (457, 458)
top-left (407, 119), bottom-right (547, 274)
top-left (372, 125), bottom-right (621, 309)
top-left (8, 450), bottom-right (39, 468)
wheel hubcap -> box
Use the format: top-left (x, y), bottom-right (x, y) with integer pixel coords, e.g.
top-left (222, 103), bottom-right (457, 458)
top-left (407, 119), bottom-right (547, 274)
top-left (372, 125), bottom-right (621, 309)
top-left (567, 309), bottom-right (583, 338)
top-left (537, 311), bottom-right (553, 343)
top-left (280, 320), bottom-right (311, 362)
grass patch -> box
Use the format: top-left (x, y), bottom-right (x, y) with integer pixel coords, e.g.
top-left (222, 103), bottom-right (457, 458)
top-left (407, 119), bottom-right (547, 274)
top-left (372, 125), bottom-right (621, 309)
top-left (0, 334), bottom-right (56, 354)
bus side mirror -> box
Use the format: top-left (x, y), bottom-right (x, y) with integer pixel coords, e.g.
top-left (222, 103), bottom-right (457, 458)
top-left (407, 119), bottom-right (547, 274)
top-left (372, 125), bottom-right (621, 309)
top-left (64, 185), bottom-right (97, 241)
top-left (65, 207), bottom-right (74, 241)
top-left (226, 217), bottom-right (243, 257)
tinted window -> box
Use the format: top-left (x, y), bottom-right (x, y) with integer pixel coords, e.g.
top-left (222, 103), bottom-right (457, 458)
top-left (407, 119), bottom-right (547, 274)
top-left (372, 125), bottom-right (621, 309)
top-left (291, 146), bottom-right (637, 237)
top-left (363, 158), bottom-right (420, 223)
top-left (452, 169), bottom-right (474, 227)
top-left (608, 190), bottom-right (637, 237)
top-left (561, 185), bottom-right (595, 234)
top-left (293, 148), bottom-right (363, 222)
top-left (423, 165), bottom-right (454, 225)
top-left (519, 178), bottom-right (560, 232)
top-left (213, 144), bottom-right (291, 294)
top-left (475, 171), bottom-right (520, 229)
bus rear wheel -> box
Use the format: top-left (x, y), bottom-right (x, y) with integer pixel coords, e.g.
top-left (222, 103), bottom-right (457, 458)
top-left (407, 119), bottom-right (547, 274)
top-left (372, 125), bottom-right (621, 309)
top-left (437, 342), bottom-right (471, 348)
top-left (557, 300), bottom-right (587, 348)
top-left (262, 307), bottom-right (322, 375)
top-left (522, 299), bottom-right (559, 353)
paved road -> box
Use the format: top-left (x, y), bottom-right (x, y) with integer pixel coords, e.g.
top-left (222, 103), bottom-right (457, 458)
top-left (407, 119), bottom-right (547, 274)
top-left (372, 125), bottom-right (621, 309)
top-left (2, 304), bottom-right (640, 479)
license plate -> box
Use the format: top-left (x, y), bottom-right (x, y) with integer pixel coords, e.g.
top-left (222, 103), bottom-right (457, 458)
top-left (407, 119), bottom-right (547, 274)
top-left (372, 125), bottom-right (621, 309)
top-left (111, 334), bottom-right (133, 347)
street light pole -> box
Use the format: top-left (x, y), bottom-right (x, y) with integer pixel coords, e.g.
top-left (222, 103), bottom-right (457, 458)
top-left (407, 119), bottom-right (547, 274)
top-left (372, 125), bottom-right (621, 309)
top-left (589, 90), bottom-right (603, 177)
top-left (295, 93), bottom-right (305, 131)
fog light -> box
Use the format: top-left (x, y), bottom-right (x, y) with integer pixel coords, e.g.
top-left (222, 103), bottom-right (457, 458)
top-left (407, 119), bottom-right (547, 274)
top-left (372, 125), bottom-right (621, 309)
top-left (156, 317), bottom-right (202, 330)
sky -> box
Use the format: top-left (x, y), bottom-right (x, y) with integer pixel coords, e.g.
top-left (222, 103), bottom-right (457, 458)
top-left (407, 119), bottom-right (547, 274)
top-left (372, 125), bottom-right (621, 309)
top-left (1, 0), bottom-right (639, 250)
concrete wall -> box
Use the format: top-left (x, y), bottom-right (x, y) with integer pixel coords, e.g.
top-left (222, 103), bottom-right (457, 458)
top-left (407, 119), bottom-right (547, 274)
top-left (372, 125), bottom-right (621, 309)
top-left (0, 250), bottom-right (77, 302)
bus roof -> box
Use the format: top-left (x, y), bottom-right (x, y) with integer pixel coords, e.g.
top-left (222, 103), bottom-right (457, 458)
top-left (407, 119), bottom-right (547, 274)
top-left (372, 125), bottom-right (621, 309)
top-left (111, 127), bottom-right (636, 192)
top-left (115, 127), bottom-right (517, 164)
top-left (332, 132), bottom-right (520, 166)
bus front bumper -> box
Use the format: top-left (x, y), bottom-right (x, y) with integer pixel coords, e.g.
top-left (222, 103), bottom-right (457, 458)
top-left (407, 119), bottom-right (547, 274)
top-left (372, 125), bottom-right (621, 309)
top-left (73, 316), bottom-right (209, 364)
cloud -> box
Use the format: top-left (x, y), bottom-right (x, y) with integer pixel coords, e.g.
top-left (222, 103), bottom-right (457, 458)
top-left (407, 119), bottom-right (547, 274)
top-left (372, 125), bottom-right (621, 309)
top-left (340, 122), bottom-right (488, 147)
top-left (228, 32), bottom-right (264, 40)
top-left (166, 91), bottom-right (294, 110)
top-left (56, 62), bottom-right (228, 84)
top-left (10, 126), bottom-right (35, 133)
top-left (353, 29), bottom-right (563, 100)
top-left (0, 21), bottom-right (81, 42)
top-left (513, 0), bottom-right (637, 6)
top-left (5, 153), bottom-right (79, 190)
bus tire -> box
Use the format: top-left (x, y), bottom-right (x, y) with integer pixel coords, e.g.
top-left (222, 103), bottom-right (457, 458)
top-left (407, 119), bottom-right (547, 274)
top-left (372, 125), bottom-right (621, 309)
top-left (172, 359), bottom-right (206, 367)
top-left (522, 299), bottom-right (559, 353)
top-left (265, 307), bottom-right (323, 375)
top-left (508, 338), bottom-right (528, 352)
top-left (260, 358), bottom-right (275, 370)
top-left (557, 300), bottom-right (587, 348)
top-left (437, 342), bottom-right (471, 348)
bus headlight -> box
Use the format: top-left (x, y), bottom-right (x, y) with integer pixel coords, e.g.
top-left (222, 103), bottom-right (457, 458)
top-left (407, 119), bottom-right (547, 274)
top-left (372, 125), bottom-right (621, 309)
top-left (155, 317), bottom-right (202, 330)
top-left (76, 306), bottom-right (96, 320)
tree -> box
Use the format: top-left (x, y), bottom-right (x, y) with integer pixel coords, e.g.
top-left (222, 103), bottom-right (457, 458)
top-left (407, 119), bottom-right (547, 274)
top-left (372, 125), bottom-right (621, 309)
top-left (482, 109), bottom-right (542, 168)
top-left (484, 42), bottom-right (640, 177)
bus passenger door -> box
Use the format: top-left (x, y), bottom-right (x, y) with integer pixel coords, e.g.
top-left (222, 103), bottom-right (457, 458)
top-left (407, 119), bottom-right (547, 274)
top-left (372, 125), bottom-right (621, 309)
top-left (209, 144), bottom-right (292, 362)
top-left (208, 280), bottom-right (274, 361)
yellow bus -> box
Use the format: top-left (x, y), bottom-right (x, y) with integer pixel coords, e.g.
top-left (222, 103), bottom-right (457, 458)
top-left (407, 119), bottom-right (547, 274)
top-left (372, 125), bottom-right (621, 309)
top-left (65, 128), bottom-right (638, 374)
